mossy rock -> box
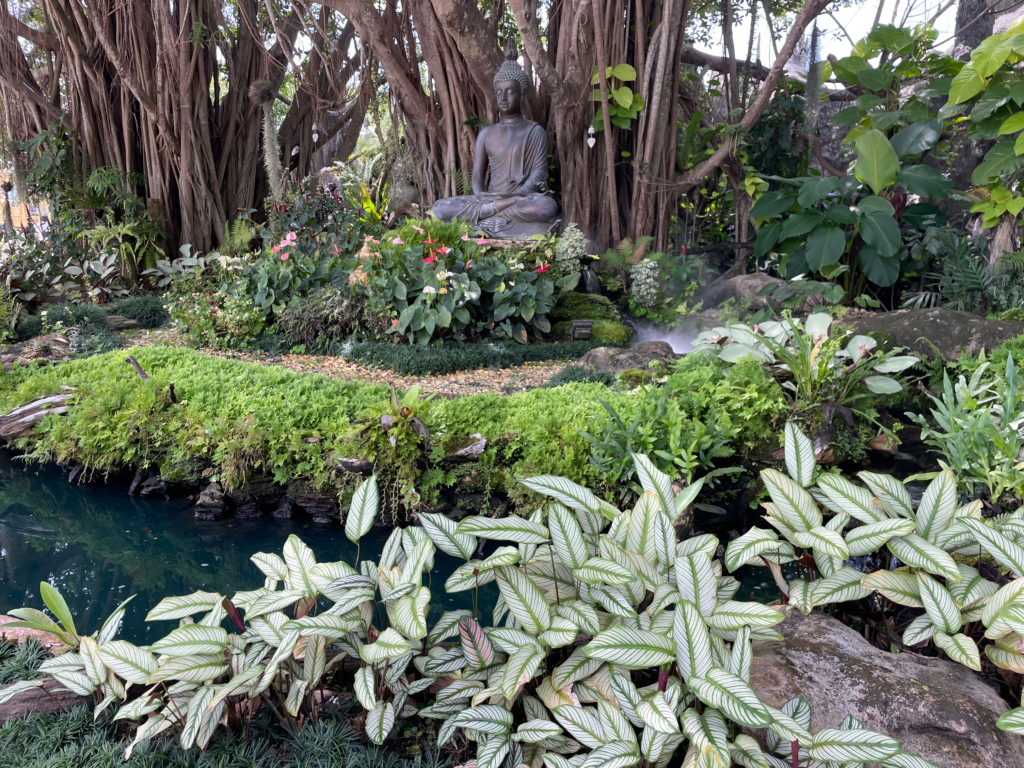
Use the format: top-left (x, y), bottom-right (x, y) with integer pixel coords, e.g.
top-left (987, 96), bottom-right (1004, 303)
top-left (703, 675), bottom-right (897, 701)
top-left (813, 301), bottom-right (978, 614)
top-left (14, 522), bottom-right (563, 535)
top-left (619, 368), bottom-right (654, 387)
top-left (552, 319), bottom-right (632, 343)
top-left (551, 293), bottom-right (620, 322)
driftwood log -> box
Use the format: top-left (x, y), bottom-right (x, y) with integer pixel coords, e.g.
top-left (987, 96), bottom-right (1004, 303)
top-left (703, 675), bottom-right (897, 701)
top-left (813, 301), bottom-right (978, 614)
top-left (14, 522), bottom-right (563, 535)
top-left (0, 387), bottom-right (77, 440)
top-left (126, 356), bottom-right (177, 404)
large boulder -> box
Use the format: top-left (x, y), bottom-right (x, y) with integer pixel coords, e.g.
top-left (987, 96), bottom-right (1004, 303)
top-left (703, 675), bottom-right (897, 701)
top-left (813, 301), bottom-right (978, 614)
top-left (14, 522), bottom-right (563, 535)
top-left (842, 308), bottom-right (1024, 360)
top-left (0, 678), bottom-right (88, 723)
top-left (698, 273), bottom-right (784, 310)
top-left (0, 615), bottom-right (65, 652)
top-left (573, 341), bottom-right (675, 374)
top-left (751, 607), bottom-right (1024, 768)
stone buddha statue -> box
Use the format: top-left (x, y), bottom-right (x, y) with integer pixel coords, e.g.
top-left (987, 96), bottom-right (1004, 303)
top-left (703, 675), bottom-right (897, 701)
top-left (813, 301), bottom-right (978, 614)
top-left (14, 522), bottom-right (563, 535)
top-left (431, 43), bottom-right (560, 238)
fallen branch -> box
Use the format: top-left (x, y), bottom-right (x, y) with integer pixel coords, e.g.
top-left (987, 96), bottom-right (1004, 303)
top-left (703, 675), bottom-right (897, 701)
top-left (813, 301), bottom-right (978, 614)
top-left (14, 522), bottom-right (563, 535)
top-left (126, 356), bottom-right (178, 404)
top-left (0, 388), bottom-right (77, 440)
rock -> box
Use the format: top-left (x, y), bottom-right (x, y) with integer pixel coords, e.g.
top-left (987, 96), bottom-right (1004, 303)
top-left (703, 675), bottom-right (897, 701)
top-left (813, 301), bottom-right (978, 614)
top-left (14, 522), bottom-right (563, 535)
top-left (444, 434), bottom-right (487, 462)
top-left (698, 273), bottom-right (786, 309)
top-left (272, 500), bottom-right (295, 519)
top-left (868, 433), bottom-right (899, 454)
top-left (194, 482), bottom-right (227, 520)
top-left (842, 308), bottom-right (1024, 361)
top-left (288, 481), bottom-right (337, 520)
top-left (0, 334), bottom-right (72, 372)
top-left (0, 677), bottom-right (88, 723)
top-left (574, 341), bottom-right (676, 374)
top-left (128, 466), bottom-right (147, 495)
top-left (750, 606), bottom-right (1024, 768)
top-left (138, 476), bottom-right (168, 497)
top-left (336, 457), bottom-right (374, 475)
top-left (104, 315), bottom-right (138, 331)
top-left (0, 615), bottom-right (65, 651)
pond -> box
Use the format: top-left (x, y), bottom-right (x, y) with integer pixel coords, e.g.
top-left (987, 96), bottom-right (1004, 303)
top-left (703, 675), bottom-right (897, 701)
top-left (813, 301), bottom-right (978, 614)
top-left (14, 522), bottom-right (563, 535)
top-left (0, 452), bottom-right (491, 644)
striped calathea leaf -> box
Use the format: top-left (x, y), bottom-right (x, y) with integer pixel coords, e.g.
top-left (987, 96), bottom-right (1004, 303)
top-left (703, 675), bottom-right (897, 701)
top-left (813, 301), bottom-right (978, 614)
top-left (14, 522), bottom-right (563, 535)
top-left (0, 456), bottom-right (937, 766)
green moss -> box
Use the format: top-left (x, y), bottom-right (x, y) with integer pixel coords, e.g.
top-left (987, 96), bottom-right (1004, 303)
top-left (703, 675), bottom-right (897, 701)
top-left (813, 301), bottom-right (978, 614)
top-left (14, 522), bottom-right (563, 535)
top-left (1000, 308), bottom-right (1024, 322)
top-left (618, 368), bottom-right (653, 388)
top-left (591, 320), bottom-right (632, 343)
top-left (551, 320), bottom-right (631, 344)
top-left (550, 293), bottom-right (619, 322)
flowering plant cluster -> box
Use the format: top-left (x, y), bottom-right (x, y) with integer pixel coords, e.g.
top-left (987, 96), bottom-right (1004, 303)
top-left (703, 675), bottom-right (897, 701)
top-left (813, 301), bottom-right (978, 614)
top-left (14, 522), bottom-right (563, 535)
top-left (553, 221), bottom-right (587, 277)
top-left (362, 218), bottom-right (575, 344)
top-left (166, 268), bottom-right (265, 349)
top-left (628, 258), bottom-right (661, 309)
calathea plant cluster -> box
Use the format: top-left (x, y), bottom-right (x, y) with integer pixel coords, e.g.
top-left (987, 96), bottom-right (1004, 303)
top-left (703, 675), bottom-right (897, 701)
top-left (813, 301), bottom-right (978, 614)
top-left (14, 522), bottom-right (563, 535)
top-left (730, 422), bottom-right (1024, 735)
top-left (0, 456), bottom-right (947, 766)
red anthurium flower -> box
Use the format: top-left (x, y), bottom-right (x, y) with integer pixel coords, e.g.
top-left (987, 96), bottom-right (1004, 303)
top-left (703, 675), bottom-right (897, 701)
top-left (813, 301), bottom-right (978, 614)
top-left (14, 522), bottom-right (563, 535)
top-left (392, 319), bottom-right (399, 325)
top-left (423, 255), bottom-right (437, 264)
top-left (535, 264), bottom-right (550, 273)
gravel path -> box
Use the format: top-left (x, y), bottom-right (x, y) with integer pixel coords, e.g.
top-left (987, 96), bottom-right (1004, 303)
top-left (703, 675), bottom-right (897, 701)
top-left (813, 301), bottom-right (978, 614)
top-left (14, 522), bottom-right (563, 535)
top-left (119, 328), bottom-right (570, 395)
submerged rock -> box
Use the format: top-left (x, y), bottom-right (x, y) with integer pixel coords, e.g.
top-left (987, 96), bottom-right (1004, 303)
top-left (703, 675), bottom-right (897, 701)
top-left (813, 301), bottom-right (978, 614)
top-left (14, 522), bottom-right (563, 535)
top-left (751, 606), bottom-right (1024, 768)
top-left (574, 341), bottom-right (675, 374)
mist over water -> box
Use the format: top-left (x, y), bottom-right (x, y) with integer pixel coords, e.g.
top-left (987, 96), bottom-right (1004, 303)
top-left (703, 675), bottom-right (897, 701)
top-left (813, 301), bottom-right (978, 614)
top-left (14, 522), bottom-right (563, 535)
top-left (625, 316), bottom-right (712, 354)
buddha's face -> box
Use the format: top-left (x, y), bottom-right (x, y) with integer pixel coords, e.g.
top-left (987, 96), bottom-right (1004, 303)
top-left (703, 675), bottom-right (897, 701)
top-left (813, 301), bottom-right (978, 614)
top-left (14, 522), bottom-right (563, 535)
top-left (495, 80), bottom-right (522, 117)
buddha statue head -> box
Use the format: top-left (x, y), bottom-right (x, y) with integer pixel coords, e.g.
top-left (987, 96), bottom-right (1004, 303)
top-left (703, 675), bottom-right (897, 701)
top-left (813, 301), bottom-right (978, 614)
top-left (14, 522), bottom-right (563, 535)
top-left (493, 40), bottom-right (529, 118)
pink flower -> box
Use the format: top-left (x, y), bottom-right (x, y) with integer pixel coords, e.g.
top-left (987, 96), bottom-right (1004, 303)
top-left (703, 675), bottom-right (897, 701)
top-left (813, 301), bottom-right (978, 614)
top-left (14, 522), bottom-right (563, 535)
top-left (461, 234), bottom-right (470, 241)
top-left (465, 260), bottom-right (472, 267)
top-left (412, 225), bottom-right (424, 234)
top-left (423, 255), bottom-right (437, 264)
top-left (860, 343), bottom-right (869, 350)
top-left (392, 319), bottom-right (398, 326)
top-left (212, 307), bottom-right (219, 313)
top-left (281, 253), bottom-right (288, 260)
top-left (476, 238), bottom-right (489, 245)
top-left (365, 235), bottom-right (375, 241)
top-left (437, 247), bottom-right (451, 255)
top-left (392, 237), bottom-right (404, 245)
top-left (285, 231), bottom-right (297, 243)
top-left (753, 324), bottom-right (761, 332)
top-left (536, 264), bottom-right (550, 273)
top-left (205, 293), bottom-right (210, 298)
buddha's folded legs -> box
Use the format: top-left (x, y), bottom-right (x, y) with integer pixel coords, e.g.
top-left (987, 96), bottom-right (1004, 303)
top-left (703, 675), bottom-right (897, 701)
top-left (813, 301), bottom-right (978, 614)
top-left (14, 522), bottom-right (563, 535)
top-left (432, 193), bottom-right (559, 238)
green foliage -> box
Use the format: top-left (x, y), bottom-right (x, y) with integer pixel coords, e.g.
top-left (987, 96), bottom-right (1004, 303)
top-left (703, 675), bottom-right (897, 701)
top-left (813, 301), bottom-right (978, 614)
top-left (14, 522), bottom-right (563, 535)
top-left (1, 456), bottom-right (944, 766)
top-left (339, 340), bottom-right (614, 376)
top-left (0, 639), bottom-right (46, 686)
top-left (714, 357), bottom-right (788, 452)
top-left (665, 351), bottom-right (725, 417)
top-left (589, 63), bottom-right (644, 131)
top-left (364, 219), bottom-right (577, 345)
top-left (692, 313), bottom-right (918, 431)
top-left (732, 420), bottom-right (1024, 710)
top-left (108, 294), bottom-right (171, 329)
top-left (276, 285), bottom-right (391, 351)
top-left (550, 292), bottom-right (619, 322)
top-left (753, 25), bottom-right (959, 293)
top-left (908, 357), bottom-right (1024, 503)
top-left (17, 303), bottom-right (107, 341)
top-left (580, 384), bottom-right (737, 503)
top-left (545, 366), bottom-right (616, 388)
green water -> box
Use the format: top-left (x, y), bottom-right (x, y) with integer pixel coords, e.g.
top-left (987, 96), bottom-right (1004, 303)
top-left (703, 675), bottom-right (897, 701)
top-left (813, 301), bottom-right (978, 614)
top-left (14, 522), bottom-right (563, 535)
top-left (0, 454), bottom-right (489, 643)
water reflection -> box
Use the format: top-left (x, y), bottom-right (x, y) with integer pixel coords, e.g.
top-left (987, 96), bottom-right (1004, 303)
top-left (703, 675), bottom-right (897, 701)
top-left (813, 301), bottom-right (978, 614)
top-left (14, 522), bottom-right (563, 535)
top-left (0, 454), bottom-right (487, 643)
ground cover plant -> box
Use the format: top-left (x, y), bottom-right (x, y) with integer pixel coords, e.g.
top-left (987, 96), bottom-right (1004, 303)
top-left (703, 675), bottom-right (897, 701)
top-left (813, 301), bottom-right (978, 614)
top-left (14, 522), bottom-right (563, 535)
top-left (0, 456), bottom-right (953, 766)
top-left (338, 341), bottom-right (618, 376)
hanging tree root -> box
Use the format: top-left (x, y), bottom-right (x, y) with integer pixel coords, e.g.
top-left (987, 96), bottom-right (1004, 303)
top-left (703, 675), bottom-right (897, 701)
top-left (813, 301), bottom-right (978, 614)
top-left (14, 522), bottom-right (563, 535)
top-left (126, 356), bottom-right (177, 404)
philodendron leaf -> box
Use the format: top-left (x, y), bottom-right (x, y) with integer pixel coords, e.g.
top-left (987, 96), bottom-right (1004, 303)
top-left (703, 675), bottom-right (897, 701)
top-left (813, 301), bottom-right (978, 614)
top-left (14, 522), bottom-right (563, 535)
top-left (854, 129), bottom-right (900, 194)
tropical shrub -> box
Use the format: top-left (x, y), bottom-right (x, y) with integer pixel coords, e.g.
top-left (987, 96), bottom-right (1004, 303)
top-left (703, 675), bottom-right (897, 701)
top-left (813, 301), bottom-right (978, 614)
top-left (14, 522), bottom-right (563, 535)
top-left (108, 294), bottom-right (171, 329)
top-left (730, 420), bottom-right (1024, 731)
top-left (907, 357), bottom-right (1024, 504)
top-left (277, 285), bottom-right (391, 351)
top-left (691, 313), bottom-right (918, 429)
top-left (364, 220), bottom-right (577, 345)
top-left (0, 456), bottom-right (952, 763)
top-left (752, 27), bottom-right (958, 294)
top-left (552, 222), bottom-right (587, 277)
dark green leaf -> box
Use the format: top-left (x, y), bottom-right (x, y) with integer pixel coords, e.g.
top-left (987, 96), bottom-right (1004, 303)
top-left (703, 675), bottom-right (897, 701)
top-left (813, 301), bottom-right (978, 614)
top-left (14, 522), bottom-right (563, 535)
top-left (890, 119), bottom-right (942, 158)
top-left (754, 221), bottom-right (782, 258)
top-left (898, 165), bottom-right (954, 199)
top-left (750, 191), bottom-right (797, 218)
top-left (858, 67), bottom-right (894, 91)
top-left (829, 107), bottom-right (865, 126)
top-left (779, 211), bottom-right (823, 241)
top-left (858, 211), bottom-right (901, 258)
top-left (805, 226), bottom-right (846, 271)
top-left (859, 246), bottom-right (900, 286)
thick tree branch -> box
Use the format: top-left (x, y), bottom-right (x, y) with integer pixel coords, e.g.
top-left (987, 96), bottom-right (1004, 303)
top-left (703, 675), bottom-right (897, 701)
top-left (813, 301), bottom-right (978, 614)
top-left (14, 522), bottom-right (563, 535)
top-left (680, 45), bottom-right (771, 80)
top-left (508, 0), bottom-right (572, 106)
top-left (0, 12), bottom-right (60, 51)
top-left (672, 0), bottom-right (833, 194)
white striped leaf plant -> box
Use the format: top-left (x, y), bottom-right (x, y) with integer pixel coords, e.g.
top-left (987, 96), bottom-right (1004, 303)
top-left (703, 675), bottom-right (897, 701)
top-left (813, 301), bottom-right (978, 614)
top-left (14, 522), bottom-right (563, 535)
top-left (727, 421), bottom-right (1024, 736)
top-left (417, 453), bottom-right (938, 768)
